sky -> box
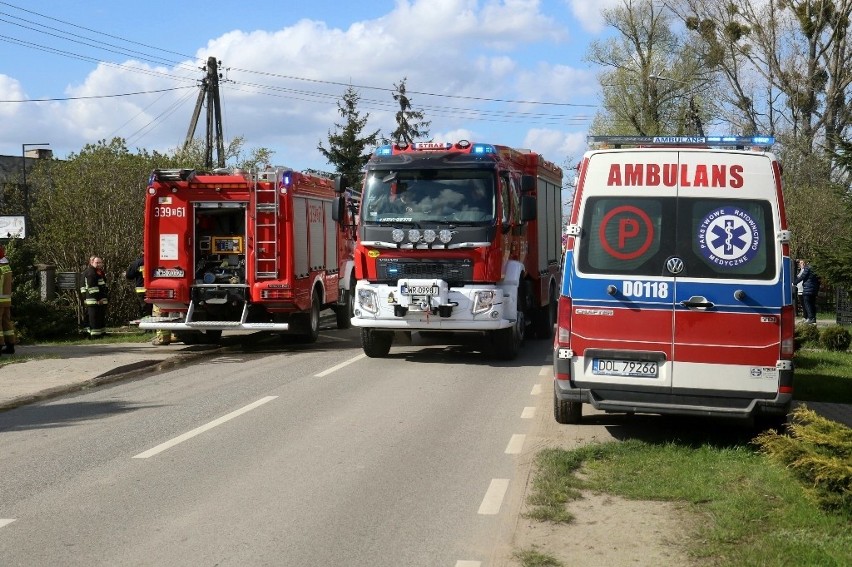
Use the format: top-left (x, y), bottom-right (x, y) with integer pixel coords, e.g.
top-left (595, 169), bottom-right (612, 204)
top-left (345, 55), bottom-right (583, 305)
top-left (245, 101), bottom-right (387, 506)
top-left (0, 0), bottom-right (622, 174)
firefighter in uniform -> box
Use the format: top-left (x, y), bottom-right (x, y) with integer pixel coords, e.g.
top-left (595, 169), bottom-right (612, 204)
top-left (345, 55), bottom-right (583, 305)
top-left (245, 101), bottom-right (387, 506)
top-left (126, 253), bottom-right (151, 320)
top-left (0, 244), bottom-right (16, 354)
top-left (81, 256), bottom-right (109, 338)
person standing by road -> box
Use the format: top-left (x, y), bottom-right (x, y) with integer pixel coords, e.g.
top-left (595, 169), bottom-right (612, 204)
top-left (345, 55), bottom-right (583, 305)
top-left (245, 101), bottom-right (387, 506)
top-left (795, 259), bottom-right (820, 324)
top-left (81, 256), bottom-right (109, 338)
top-left (126, 253), bottom-right (150, 321)
top-left (0, 244), bottom-right (17, 354)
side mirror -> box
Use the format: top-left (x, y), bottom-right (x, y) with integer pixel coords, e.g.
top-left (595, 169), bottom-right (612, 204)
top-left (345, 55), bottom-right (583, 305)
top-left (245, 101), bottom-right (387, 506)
top-left (521, 174), bottom-right (536, 193)
top-left (520, 195), bottom-right (536, 222)
top-left (331, 196), bottom-right (345, 222)
top-left (334, 175), bottom-right (348, 194)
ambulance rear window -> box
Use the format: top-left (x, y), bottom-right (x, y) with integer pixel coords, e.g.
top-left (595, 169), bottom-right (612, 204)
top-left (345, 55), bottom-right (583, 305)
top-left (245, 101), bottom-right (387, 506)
top-left (578, 197), bottom-right (776, 280)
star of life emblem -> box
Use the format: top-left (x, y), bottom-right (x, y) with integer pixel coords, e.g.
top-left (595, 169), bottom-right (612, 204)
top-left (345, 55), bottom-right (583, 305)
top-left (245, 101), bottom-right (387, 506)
top-left (697, 207), bottom-right (760, 267)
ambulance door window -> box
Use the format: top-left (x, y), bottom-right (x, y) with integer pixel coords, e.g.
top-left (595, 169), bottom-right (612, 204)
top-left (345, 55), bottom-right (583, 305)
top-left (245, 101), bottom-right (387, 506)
top-left (680, 198), bottom-right (776, 280)
top-left (577, 197), bottom-right (674, 276)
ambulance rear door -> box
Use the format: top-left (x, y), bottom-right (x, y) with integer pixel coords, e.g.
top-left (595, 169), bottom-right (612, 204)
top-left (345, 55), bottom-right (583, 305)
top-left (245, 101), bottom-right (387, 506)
top-left (571, 149), bottom-right (679, 391)
top-left (670, 151), bottom-right (783, 398)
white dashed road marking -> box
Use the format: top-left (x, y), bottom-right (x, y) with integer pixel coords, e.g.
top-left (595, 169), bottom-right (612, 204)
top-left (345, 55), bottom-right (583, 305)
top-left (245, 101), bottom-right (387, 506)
top-left (455, 561), bottom-right (482, 567)
top-left (314, 354), bottom-right (366, 377)
top-left (133, 396), bottom-right (278, 459)
top-left (477, 478), bottom-right (509, 515)
top-left (530, 383), bottom-right (542, 395)
top-left (0, 519), bottom-right (15, 529)
top-left (505, 434), bottom-right (526, 454)
top-left (539, 366), bottom-right (550, 376)
top-left (521, 406), bottom-right (536, 419)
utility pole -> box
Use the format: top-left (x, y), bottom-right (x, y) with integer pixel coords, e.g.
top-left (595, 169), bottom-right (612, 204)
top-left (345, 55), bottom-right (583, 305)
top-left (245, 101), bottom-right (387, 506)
top-left (184, 56), bottom-right (225, 169)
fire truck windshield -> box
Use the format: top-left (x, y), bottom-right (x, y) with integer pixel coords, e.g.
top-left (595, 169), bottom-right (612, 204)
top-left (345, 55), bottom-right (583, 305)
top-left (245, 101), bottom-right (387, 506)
top-left (361, 169), bottom-right (495, 224)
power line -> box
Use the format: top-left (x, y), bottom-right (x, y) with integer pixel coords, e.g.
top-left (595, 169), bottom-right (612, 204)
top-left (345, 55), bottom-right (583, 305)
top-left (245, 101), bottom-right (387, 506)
top-left (0, 85), bottom-right (195, 103)
top-left (0, 0), bottom-right (593, 110)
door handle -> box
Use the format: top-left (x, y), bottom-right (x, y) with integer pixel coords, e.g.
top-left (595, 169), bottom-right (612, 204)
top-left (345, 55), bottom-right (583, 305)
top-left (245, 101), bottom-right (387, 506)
top-left (680, 296), bottom-right (715, 310)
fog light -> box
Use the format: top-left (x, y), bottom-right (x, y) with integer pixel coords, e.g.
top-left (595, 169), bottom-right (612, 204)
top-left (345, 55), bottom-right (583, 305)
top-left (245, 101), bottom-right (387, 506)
top-left (358, 289), bottom-right (378, 313)
top-left (472, 290), bottom-right (496, 314)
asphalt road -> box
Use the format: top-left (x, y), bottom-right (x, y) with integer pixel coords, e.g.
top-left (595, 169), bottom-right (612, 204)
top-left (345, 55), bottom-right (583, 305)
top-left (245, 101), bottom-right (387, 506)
top-left (0, 328), bottom-right (553, 567)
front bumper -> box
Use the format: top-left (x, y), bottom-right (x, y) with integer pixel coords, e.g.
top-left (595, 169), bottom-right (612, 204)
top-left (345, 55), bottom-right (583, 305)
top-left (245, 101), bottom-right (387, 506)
top-left (351, 279), bottom-right (515, 331)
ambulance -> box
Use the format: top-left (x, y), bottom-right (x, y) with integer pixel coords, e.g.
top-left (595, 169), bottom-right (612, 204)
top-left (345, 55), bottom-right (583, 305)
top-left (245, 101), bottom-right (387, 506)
top-left (553, 136), bottom-right (794, 426)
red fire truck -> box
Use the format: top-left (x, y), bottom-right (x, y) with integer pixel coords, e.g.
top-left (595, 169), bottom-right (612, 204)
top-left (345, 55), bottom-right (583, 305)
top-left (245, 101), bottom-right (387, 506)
top-left (140, 167), bottom-right (357, 343)
top-left (332, 140), bottom-right (563, 359)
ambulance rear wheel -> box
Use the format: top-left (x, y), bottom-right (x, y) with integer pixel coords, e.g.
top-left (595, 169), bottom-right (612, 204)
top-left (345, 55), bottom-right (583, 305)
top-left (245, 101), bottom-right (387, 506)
top-left (554, 391), bottom-right (582, 424)
top-left (361, 328), bottom-right (392, 358)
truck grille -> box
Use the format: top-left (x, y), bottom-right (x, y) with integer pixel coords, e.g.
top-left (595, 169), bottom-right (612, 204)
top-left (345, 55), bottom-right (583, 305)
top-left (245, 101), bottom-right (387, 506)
top-left (377, 258), bottom-right (473, 286)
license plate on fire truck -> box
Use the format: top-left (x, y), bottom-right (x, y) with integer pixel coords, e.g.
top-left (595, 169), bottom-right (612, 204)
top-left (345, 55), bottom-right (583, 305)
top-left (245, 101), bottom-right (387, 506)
top-left (400, 283), bottom-right (439, 296)
top-left (153, 268), bottom-right (185, 277)
top-left (592, 359), bottom-right (658, 378)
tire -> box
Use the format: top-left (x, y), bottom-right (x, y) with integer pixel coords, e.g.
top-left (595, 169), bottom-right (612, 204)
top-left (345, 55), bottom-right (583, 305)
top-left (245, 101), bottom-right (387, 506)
top-left (754, 413), bottom-right (788, 433)
top-left (554, 386), bottom-right (582, 424)
top-left (489, 284), bottom-right (525, 360)
top-left (533, 283), bottom-right (557, 340)
top-left (294, 290), bottom-right (321, 343)
top-left (361, 328), bottom-right (393, 357)
top-left (335, 278), bottom-right (355, 330)
top-left (174, 331), bottom-right (199, 345)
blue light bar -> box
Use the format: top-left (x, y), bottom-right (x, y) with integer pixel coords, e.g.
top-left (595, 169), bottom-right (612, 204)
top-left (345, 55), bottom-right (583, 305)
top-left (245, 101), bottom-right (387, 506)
top-left (374, 145), bottom-right (393, 156)
top-left (471, 143), bottom-right (496, 155)
top-left (588, 135), bottom-right (775, 147)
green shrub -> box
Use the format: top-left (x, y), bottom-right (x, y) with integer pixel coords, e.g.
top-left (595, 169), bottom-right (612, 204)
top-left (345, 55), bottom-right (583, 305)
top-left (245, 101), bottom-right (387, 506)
top-left (754, 406), bottom-right (852, 517)
top-left (795, 322), bottom-right (821, 350)
top-left (819, 325), bottom-right (852, 352)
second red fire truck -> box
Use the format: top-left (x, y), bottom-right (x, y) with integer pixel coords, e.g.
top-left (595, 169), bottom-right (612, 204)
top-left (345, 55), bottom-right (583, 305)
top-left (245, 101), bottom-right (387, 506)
top-left (333, 140), bottom-right (563, 359)
top-left (140, 166), bottom-right (357, 343)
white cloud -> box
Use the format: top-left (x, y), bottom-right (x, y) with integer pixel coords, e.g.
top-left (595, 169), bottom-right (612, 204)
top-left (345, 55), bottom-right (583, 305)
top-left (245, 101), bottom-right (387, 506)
top-left (567, 0), bottom-right (623, 33)
top-left (0, 0), bottom-right (594, 172)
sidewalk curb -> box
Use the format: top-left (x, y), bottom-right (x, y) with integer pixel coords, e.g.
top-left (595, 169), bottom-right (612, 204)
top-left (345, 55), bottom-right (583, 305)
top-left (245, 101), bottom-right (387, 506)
top-left (0, 347), bottom-right (220, 412)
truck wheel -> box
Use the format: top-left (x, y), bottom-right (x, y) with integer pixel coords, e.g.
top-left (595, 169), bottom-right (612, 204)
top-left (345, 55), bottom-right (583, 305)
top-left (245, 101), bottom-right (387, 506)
top-left (554, 387), bottom-right (582, 424)
top-left (533, 284), bottom-right (557, 339)
top-left (204, 330), bottom-right (222, 344)
top-left (489, 286), bottom-right (524, 360)
top-left (361, 328), bottom-right (393, 357)
top-left (335, 278), bottom-right (355, 330)
top-left (294, 290), bottom-right (321, 343)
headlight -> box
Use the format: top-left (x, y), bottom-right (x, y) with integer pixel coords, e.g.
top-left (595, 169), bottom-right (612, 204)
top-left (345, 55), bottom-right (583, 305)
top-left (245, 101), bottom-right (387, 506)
top-left (439, 229), bottom-right (453, 244)
top-left (472, 290), bottom-right (496, 314)
top-left (408, 229), bottom-right (421, 243)
top-left (423, 229), bottom-right (436, 243)
top-left (357, 289), bottom-right (379, 313)
top-left (391, 229), bottom-right (405, 243)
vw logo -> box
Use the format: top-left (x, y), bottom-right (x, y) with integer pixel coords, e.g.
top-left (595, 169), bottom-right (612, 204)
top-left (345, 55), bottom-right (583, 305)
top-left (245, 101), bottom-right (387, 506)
top-left (666, 257), bottom-right (685, 275)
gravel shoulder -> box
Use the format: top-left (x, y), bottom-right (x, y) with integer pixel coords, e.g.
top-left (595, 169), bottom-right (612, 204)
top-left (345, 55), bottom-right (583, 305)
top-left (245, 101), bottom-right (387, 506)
top-left (497, 384), bottom-right (697, 567)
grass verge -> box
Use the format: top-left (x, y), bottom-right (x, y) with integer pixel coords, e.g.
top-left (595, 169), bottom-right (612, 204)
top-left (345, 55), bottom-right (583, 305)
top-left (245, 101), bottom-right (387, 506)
top-left (794, 349), bottom-right (852, 403)
top-left (526, 427), bottom-right (851, 566)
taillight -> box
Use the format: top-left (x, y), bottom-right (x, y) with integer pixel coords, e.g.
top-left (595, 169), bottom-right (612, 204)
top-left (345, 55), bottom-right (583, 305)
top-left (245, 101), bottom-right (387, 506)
top-left (146, 289), bottom-right (175, 299)
top-left (555, 295), bottom-right (572, 346)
